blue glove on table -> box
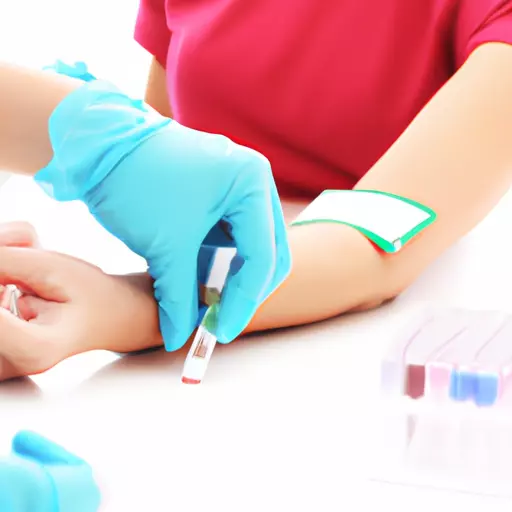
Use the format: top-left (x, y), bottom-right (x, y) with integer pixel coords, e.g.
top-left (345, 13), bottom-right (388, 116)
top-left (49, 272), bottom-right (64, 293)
top-left (36, 62), bottom-right (291, 351)
top-left (0, 431), bottom-right (100, 512)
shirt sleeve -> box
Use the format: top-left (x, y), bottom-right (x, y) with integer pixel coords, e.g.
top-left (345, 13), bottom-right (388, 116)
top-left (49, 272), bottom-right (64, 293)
top-left (454, 0), bottom-right (512, 68)
top-left (134, 0), bottom-right (171, 68)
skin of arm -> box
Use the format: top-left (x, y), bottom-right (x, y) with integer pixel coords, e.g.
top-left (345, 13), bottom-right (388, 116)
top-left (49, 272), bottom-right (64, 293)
top-left (140, 44), bottom-right (512, 336)
top-left (2, 44), bottom-right (512, 357)
top-left (245, 42), bottom-right (512, 332)
top-left (144, 57), bottom-right (173, 118)
top-left (0, 63), bottom-right (82, 175)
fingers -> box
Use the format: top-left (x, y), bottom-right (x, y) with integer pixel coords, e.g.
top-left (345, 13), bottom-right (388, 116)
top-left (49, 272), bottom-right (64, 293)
top-left (0, 456), bottom-right (44, 509)
top-left (0, 307), bottom-right (34, 344)
top-left (16, 295), bottom-right (50, 321)
top-left (218, 173), bottom-right (276, 343)
top-left (0, 223), bottom-right (41, 299)
top-left (266, 181), bottom-right (292, 297)
top-left (0, 221), bottom-right (40, 248)
top-left (12, 431), bottom-right (85, 465)
top-left (11, 430), bottom-right (102, 512)
top-left (0, 247), bottom-right (69, 301)
top-left (0, 307), bottom-right (50, 371)
top-left (154, 253), bottom-right (199, 351)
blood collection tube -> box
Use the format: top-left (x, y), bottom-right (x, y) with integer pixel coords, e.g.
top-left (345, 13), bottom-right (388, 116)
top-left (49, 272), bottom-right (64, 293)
top-left (181, 304), bottom-right (220, 385)
top-left (181, 247), bottom-right (236, 384)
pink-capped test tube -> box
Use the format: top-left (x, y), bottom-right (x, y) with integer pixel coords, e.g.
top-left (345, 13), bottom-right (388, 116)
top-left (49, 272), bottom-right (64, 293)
top-left (401, 309), bottom-right (471, 400)
top-left (381, 308), bottom-right (469, 400)
top-left (427, 311), bottom-right (509, 405)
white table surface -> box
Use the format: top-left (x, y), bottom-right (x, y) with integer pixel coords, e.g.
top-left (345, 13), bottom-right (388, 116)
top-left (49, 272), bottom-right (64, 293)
top-left (0, 176), bottom-right (512, 511)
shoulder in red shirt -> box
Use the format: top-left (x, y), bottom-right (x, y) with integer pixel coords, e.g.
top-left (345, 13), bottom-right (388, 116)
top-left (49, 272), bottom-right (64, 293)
top-left (135, 0), bottom-right (512, 198)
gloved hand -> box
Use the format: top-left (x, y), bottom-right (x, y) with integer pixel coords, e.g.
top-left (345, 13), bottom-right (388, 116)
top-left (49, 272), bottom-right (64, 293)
top-left (0, 430), bottom-right (101, 512)
top-left (36, 64), bottom-right (291, 351)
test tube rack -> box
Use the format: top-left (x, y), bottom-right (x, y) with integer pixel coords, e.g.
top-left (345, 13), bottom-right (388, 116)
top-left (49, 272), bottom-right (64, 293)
top-left (371, 308), bottom-right (512, 498)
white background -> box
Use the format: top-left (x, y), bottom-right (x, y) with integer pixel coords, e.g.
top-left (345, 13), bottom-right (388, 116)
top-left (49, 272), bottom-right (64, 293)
top-left (0, 0), bottom-right (149, 184)
top-left (0, 0), bottom-right (148, 91)
top-left (2, 1), bottom-right (512, 511)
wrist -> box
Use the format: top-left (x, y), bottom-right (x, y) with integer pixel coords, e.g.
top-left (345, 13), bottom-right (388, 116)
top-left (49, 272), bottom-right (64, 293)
top-left (108, 274), bottom-right (164, 354)
top-left (73, 273), bottom-right (163, 356)
top-left (34, 80), bottom-right (171, 202)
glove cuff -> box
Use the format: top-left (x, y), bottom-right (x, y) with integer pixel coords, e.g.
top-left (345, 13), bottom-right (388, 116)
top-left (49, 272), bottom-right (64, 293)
top-left (34, 78), bottom-right (171, 202)
top-left (43, 60), bottom-right (98, 82)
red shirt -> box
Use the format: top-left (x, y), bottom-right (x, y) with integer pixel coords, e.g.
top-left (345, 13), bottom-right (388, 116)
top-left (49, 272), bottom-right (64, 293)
top-left (135, 0), bottom-right (512, 199)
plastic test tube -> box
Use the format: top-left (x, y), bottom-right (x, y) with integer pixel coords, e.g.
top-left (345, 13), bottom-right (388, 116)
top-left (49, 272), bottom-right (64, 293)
top-left (380, 309), bottom-right (434, 397)
top-left (181, 247), bottom-right (237, 385)
top-left (401, 309), bottom-right (471, 400)
top-left (0, 285), bottom-right (20, 317)
top-left (427, 311), bottom-right (508, 405)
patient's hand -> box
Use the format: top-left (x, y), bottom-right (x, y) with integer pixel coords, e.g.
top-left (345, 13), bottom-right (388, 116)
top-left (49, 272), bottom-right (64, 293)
top-left (0, 222), bottom-right (162, 382)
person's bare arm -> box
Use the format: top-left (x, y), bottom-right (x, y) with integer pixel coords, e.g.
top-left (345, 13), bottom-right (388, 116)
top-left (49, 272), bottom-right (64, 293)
top-left (144, 57), bottom-right (172, 117)
top-left (246, 42), bottom-right (512, 332)
top-left (0, 63), bottom-right (82, 175)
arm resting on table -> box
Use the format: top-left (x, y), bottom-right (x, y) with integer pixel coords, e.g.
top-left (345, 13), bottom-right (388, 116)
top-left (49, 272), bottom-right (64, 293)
top-left (3, 47), bottom-right (512, 349)
top-left (246, 42), bottom-right (512, 333)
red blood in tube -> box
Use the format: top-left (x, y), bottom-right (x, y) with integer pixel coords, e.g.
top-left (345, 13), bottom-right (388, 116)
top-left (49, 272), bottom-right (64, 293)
top-left (181, 376), bottom-right (201, 385)
top-left (405, 364), bottom-right (425, 399)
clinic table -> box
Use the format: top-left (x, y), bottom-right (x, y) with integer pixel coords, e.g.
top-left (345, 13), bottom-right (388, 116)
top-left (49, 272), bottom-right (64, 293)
top-left (0, 175), bottom-right (511, 511)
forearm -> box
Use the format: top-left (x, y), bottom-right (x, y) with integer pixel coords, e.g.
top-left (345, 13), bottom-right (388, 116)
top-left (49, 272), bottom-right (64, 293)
top-left (107, 224), bottom-right (385, 350)
top-left (248, 43), bottom-right (512, 333)
top-left (246, 222), bottom-right (388, 332)
top-left (355, 42), bottom-right (512, 293)
top-left (99, 272), bottom-right (164, 354)
top-left (0, 63), bottom-right (82, 175)
top-left (87, 44), bottom-right (512, 346)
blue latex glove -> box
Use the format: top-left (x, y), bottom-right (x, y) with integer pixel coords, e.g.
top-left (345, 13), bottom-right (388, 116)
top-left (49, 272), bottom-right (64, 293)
top-left (43, 60), bottom-right (97, 82)
top-left (0, 431), bottom-right (101, 512)
top-left (35, 64), bottom-right (291, 351)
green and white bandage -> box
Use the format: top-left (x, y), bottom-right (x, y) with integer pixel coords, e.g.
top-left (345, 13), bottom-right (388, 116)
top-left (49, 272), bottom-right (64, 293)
top-left (290, 190), bottom-right (436, 253)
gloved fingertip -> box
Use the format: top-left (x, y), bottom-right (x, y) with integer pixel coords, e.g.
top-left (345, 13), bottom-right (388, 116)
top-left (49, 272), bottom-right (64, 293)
top-left (215, 294), bottom-right (258, 344)
top-left (13, 430), bottom-right (84, 465)
top-left (12, 430), bottom-right (39, 449)
top-left (12, 430), bottom-right (48, 455)
top-left (159, 304), bottom-right (196, 352)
